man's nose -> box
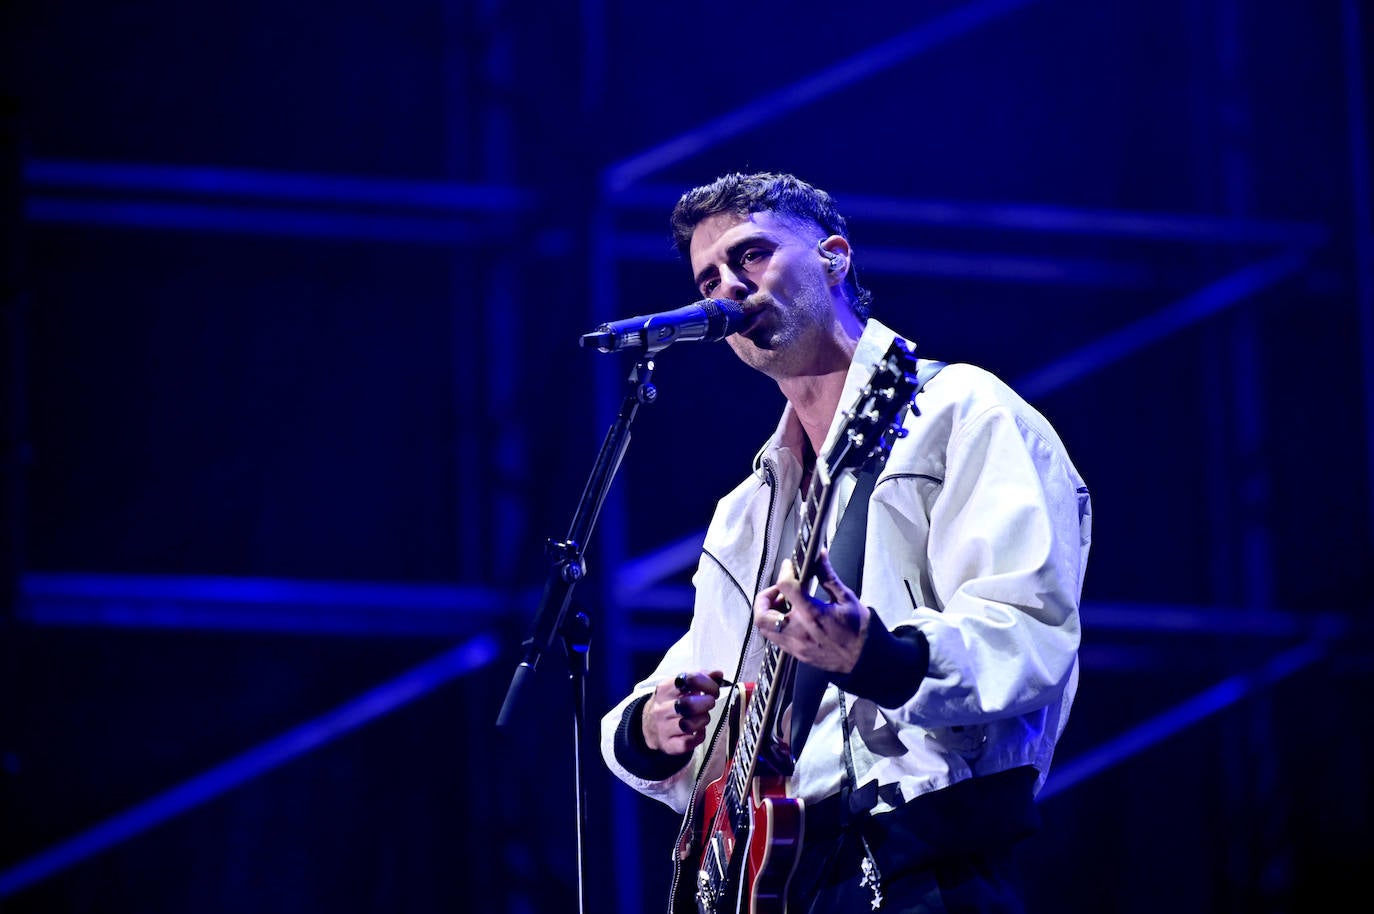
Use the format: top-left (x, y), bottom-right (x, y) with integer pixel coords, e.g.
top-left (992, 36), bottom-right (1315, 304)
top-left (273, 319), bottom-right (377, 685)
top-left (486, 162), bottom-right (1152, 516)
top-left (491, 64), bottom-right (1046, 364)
top-left (715, 266), bottom-right (750, 300)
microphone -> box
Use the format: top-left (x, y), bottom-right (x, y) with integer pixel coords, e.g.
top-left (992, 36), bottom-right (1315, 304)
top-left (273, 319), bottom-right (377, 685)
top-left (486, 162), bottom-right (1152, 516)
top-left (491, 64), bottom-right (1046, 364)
top-left (579, 299), bottom-right (748, 354)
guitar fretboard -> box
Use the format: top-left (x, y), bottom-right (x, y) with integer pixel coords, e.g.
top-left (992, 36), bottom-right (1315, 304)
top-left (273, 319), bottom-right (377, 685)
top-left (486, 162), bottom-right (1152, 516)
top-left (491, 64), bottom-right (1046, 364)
top-left (725, 458), bottom-right (842, 812)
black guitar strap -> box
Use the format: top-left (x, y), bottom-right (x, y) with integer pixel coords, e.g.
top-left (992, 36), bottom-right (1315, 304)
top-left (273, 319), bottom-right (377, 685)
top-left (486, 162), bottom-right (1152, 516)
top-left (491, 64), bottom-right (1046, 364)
top-left (787, 359), bottom-right (947, 762)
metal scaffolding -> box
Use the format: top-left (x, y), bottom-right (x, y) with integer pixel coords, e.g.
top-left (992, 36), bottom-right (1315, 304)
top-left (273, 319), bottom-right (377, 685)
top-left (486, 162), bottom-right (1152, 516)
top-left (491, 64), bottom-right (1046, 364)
top-left (3, 0), bottom-right (1370, 911)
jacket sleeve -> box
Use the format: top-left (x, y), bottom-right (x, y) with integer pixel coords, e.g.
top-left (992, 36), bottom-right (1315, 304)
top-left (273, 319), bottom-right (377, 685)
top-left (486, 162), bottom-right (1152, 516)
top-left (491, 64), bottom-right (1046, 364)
top-left (597, 563), bottom-right (746, 814)
top-left (598, 630), bottom-right (714, 814)
top-left (894, 397), bottom-right (1090, 727)
top-left (599, 469), bottom-right (781, 813)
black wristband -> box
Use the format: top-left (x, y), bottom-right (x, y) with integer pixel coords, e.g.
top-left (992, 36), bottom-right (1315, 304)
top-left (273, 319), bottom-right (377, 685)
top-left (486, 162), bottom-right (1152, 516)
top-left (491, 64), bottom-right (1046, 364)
top-left (833, 612), bottom-right (929, 708)
top-left (613, 694), bottom-right (693, 781)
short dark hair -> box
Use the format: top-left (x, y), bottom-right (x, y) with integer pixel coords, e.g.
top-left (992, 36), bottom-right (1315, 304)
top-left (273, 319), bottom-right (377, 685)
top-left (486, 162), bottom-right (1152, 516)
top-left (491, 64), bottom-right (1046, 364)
top-left (670, 172), bottom-right (873, 321)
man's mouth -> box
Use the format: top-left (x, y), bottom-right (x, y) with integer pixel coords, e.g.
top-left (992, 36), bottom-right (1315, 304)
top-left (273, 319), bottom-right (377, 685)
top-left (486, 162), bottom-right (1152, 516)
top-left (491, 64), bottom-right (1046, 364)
top-left (735, 302), bottom-right (769, 337)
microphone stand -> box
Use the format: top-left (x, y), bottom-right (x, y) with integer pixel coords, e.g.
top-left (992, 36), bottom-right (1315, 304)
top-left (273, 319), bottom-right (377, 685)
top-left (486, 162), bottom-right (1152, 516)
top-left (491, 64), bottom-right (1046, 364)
top-left (496, 353), bottom-right (660, 914)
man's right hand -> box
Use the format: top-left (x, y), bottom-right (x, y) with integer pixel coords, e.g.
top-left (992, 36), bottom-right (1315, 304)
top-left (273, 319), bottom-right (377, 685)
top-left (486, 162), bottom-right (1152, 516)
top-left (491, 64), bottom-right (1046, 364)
top-left (642, 669), bottom-right (725, 755)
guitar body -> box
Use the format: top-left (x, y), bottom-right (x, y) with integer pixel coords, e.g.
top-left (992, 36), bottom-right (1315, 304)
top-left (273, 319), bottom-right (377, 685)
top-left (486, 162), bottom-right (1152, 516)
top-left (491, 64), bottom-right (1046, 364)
top-left (681, 684), bottom-right (805, 914)
top-left (741, 778), bottom-right (805, 913)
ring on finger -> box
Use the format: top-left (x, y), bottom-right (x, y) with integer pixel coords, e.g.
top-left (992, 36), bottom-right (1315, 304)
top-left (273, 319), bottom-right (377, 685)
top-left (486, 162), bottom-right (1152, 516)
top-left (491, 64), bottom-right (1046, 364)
top-left (773, 612), bottom-right (789, 633)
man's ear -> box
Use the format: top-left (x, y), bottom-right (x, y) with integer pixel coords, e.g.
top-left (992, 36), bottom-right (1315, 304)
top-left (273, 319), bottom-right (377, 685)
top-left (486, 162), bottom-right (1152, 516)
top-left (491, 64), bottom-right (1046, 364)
top-left (816, 236), bottom-right (851, 284)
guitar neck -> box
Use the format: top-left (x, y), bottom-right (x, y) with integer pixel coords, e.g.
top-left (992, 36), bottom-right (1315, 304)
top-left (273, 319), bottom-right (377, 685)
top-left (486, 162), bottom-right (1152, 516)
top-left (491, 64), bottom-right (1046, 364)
top-left (725, 470), bottom-right (839, 801)
top-left (792, 466), bottom-right (838, 585)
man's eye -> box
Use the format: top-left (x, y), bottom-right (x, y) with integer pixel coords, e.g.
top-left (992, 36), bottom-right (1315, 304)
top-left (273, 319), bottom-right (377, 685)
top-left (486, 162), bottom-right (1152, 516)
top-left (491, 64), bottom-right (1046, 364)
top-left (739, 249), bottom-right (769, 268)
top-left (700, 278), bottom-right (719, 295)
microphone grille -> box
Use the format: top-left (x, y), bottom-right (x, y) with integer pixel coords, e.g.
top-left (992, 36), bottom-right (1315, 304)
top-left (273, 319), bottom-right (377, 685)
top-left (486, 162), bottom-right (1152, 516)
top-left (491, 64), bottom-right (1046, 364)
top-left (700, 298), bottom-right (748, 338)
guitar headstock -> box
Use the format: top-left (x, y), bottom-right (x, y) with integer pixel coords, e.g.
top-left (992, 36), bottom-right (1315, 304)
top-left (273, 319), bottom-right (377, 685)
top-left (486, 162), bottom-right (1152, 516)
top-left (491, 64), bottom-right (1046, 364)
top-left (826, 338), bottom-right (920, 477)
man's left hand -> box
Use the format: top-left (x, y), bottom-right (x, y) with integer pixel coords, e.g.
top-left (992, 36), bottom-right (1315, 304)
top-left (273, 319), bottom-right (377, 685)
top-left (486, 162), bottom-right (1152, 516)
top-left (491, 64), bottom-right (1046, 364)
top-left (754, 549), bottom-right (869, 673)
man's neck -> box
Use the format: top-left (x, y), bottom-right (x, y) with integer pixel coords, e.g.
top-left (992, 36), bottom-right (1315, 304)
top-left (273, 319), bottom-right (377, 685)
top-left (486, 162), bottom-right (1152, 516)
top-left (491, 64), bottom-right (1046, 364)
top-left (776, 306), bottom-right (866, 454)
top-left (780, 368), bottom-right (851, 457)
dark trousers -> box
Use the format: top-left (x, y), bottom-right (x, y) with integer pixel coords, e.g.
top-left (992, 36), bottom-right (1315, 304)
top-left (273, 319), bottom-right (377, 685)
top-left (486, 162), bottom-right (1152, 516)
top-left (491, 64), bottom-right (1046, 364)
top-left (789, 827), bottom-right (1026, 913)
top-left (786, 768), bottom-right (1039, 914)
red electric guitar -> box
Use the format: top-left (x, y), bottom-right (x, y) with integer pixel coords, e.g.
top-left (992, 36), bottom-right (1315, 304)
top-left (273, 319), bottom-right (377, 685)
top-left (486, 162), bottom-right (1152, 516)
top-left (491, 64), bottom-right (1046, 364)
top-left (670, 338), bottom-right (920, 914)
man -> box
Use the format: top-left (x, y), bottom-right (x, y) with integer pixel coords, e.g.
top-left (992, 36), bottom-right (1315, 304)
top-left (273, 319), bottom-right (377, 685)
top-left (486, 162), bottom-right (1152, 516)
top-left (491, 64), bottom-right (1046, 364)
top-left (599, 172), bottom-right (1091, 913)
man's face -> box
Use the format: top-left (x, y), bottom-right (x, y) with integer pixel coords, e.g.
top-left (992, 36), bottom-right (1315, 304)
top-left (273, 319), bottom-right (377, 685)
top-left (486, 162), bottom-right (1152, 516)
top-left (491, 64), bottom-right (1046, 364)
top-left (687, 210), bottom-right (836, 379)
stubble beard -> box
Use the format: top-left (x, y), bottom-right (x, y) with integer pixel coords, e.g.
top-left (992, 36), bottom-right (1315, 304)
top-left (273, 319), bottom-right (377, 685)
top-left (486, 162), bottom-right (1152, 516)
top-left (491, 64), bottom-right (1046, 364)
top-left (728, 283), bottom-right (835, 381)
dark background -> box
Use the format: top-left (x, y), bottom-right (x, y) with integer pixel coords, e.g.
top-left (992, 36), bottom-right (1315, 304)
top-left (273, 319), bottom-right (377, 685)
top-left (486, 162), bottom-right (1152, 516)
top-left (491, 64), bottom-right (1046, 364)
top-left (2, 1), bottom-right (1371, 912)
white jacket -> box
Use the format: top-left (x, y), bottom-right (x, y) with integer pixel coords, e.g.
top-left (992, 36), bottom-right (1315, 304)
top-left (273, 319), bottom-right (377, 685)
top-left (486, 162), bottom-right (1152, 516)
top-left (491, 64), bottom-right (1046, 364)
top-left (599, 319), bottom-right (1092, 819)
